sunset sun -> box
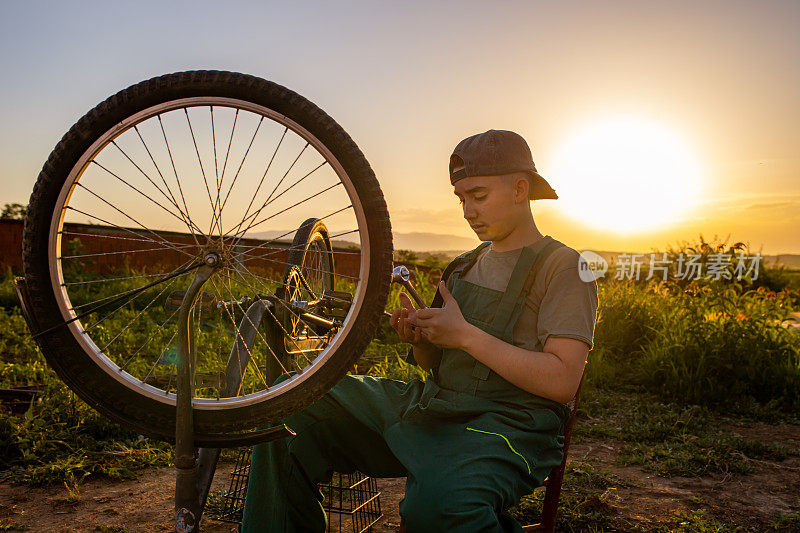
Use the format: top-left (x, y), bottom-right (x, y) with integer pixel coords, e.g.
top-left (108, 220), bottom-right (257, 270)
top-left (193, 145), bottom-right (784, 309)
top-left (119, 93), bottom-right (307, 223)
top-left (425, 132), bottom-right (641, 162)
top-left (548, 117), bottom-right (703, 233)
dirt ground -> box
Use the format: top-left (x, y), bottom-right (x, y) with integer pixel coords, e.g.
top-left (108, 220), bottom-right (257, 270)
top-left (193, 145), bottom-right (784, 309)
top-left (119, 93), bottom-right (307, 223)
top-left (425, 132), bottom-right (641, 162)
top-left (0, 462), bottom-right (405, 533)
top-left (1, 423), bottom-right (798, 532)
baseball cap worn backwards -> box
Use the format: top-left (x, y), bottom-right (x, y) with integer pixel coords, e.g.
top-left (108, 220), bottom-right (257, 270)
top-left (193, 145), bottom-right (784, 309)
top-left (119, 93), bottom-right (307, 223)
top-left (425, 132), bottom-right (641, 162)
top-left (449, 129), bottom-right (558, 200)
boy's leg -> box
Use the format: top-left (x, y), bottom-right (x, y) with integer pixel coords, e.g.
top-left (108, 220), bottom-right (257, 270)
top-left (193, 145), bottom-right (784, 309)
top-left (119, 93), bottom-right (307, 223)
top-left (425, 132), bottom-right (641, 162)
top-left (392, 420), bottom-right (561, 533)
top-left (242, 375), bottom-right (413, 533)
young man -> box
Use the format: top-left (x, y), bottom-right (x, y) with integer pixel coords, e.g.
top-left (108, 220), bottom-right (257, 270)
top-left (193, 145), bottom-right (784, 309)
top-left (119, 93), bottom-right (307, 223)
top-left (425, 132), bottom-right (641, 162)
top-left (242, 129), bottom-right (598, 533)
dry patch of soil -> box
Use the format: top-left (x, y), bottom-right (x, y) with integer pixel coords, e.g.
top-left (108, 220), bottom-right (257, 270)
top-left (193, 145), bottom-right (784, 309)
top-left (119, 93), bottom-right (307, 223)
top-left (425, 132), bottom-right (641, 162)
top-left (2, 424), bottom-right (798, 532)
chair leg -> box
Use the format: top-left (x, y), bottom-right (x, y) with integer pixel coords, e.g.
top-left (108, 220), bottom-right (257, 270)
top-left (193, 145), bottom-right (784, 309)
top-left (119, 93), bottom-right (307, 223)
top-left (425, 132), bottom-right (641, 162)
top-left (522, 364), bottom-right (589, 533)
top-left (540, 466), bottom-right (565, 533)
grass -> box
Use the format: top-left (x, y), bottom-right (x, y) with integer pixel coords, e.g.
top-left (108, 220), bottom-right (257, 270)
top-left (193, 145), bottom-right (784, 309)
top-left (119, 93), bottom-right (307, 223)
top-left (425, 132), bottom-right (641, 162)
top-left (0, 235), bottom-right (798, 533)
top-left (772, 513), bottom-right (800, 532)
top-left (576, 389), bottom-right (798, 478)
top-left (203, 489), bottom-right (231, 521)
top-left (0, 302), bottom-right (172, 486)
top-left (638, 283), bottom-right (800, 410)
top-left (0, 383), bottom-right (173, 486)
top-left (587, 274), bottom-right (800, 411)
top-left (503, 387), bottom-right (800, 530)
top-left (506, 460), bottom-right (629, 531)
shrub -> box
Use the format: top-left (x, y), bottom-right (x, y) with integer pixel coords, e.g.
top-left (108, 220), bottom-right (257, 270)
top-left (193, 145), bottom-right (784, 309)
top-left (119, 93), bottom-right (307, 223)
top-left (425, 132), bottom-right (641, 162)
top-left (638, 282), bottom-right (800, 409)
top-left (586, 279), bottom-right (672, 389)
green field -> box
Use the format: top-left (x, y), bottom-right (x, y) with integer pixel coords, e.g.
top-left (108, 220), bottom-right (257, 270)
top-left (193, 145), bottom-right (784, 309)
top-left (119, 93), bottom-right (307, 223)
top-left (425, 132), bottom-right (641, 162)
top-left (1, 237), bottom-right (799, 531)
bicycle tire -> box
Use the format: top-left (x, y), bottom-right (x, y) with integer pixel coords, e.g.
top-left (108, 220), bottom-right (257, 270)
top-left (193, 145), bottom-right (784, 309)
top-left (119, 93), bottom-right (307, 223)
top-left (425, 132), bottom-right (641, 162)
top-left (266, 217), bottom-right (336, 378)
top-left (22, 70), bottom-right (393, 445)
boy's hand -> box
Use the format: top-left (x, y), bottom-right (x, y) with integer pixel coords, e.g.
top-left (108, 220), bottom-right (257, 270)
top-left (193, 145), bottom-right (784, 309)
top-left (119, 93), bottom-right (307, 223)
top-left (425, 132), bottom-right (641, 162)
top-left (390, 292), bottom-right (426, 345)
top-left (416, 282), bottom-right (472, 349)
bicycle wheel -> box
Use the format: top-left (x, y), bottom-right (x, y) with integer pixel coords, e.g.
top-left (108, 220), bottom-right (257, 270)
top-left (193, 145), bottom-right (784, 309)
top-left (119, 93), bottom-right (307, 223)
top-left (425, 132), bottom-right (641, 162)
top-left (276, 217), bottom-right (335, 356)
top-left (22, 71), bottom-right (393, 444)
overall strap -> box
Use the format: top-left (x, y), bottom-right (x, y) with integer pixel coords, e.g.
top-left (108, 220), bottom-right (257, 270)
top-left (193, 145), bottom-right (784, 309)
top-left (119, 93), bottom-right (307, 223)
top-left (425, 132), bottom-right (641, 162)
top-left (489, 246), bottom-right (539, 334)
top-left (468, 238), bottom-right (565, 382)
top-left (491, 237), bottom-right (566, 336)
top-left (522, 238), bottom-right (567, 295)
top-left (430, 242), bottom-right (491, 309)
top-left (404, 242), bottom-right (489, 369)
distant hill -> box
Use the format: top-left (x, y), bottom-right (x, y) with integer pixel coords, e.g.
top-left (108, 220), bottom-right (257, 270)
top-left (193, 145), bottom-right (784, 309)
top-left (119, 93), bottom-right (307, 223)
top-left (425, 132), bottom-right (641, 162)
top-left (584, 250), bottom-right (800, 269)
top-left (763, 254), bottom-right (800, 269)
top-left (392, 232), bottom-right (479, 252)
top-left (250, 230), bottom-right (479, 253)
top-left (247, 229), bottom-right (799, 266)
top-left (247, 230), bottom-right (359, 249)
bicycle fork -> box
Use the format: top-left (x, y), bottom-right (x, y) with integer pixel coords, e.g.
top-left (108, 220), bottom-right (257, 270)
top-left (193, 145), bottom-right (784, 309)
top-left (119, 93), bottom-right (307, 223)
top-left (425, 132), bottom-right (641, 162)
top-left (174, 255), bottom-right (292, 532)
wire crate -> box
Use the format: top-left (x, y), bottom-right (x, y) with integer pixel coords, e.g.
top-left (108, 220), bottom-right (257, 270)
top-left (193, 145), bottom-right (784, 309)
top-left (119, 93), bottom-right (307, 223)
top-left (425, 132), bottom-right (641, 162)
top-left (217, 448), bottom-right (252, 525)
top-left (218, 447), bottom-right (383, 532)
top-left (319, 471), bottom-right (383, 533)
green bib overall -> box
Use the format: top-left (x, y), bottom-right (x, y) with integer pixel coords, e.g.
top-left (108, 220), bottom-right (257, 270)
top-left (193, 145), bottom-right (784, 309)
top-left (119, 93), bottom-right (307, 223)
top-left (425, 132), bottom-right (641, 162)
top-left (242, 237), bottom-right (568, 533)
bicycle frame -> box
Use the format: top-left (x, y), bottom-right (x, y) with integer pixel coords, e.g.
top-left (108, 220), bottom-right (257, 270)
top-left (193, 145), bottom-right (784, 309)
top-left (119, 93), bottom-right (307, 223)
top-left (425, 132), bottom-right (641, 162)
top-left (15, 257), bottom-right (380, 532)
top-left (174, 259), bottom-right (351, 531)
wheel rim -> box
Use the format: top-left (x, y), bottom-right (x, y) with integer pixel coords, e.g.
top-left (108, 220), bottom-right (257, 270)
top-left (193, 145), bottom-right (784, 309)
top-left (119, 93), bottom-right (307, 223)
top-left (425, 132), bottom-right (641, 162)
top-left (282, 225), bottom-right (335, 354)
top-left (47, 96), bottom-right (372, 410)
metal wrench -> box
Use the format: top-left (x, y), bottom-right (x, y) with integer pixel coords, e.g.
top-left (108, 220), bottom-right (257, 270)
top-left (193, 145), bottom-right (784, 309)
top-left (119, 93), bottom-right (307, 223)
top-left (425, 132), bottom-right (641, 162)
top-left (391, 265), bottom-right (427, 309)
top-left (382, 265), bottom-right (428, 318)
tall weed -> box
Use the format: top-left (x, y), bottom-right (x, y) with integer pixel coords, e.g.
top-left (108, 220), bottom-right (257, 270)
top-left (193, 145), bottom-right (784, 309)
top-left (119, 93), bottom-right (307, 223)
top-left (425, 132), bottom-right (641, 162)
top-left (638, 282), bottom-right (800, 409)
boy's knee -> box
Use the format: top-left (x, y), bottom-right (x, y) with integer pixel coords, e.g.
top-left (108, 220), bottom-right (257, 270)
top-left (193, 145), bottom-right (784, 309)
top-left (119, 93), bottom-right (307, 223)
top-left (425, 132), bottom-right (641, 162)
top-left (401, 487), bottom-right (490, 532)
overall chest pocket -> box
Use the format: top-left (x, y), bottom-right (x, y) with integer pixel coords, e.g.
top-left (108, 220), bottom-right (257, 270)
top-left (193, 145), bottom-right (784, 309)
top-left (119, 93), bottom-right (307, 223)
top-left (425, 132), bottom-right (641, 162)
top-left (451, 280), bottom-right (502, 332)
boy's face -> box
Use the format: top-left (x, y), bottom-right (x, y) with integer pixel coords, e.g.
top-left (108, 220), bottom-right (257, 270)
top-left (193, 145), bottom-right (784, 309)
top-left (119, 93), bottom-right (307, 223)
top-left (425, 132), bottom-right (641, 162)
top-left (453, 173), bottom-right (527, 242)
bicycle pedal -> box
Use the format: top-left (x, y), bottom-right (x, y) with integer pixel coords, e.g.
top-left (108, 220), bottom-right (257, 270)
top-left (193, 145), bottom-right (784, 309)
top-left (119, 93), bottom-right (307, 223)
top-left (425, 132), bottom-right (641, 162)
top-left (165, 290), bottom-right (217, 317)
top-left (323, 290), bottom-right (353, 309)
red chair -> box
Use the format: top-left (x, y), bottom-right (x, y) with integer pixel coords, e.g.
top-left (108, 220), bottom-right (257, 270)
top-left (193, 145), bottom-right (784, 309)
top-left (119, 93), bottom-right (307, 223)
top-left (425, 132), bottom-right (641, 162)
top-left (522, 366), bottom-right (586, 532)
top-left (399, 366), bottom-right (587, 533)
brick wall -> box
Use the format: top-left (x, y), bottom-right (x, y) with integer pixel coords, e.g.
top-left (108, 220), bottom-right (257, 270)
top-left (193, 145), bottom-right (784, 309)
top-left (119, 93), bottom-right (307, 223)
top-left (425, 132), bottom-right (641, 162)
top-left (0, 219), bottom-right (23, 274)
top-left (0, 219), bottom-right (362, 280)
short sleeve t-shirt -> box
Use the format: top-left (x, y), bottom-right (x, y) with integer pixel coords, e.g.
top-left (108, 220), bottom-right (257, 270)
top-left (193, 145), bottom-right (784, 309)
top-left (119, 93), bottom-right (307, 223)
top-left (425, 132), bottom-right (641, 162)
top-left (460, 235), bottom-right (599, 352)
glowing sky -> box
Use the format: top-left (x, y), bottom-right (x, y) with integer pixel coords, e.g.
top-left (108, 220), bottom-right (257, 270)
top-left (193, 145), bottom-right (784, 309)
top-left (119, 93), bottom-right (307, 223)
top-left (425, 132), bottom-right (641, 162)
top-left (1, 1), bottom-right (798, 253)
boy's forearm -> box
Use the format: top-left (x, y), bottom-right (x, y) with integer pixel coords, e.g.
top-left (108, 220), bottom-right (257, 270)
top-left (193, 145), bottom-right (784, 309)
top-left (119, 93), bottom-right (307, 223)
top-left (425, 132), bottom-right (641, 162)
top-left (459, 324), bottom-right (580, 403)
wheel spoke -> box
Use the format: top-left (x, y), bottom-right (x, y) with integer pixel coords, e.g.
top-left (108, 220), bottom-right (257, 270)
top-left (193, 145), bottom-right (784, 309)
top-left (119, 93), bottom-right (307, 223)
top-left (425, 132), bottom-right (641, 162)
top-left (220, 116), bottom-right (263, 215)
top-left (157, 115), bottom-right (200, 240)
top-left (211, 107), bottom-right (221, 208)
top-left (100, 271), bottom-right (182, 352)
top-left (225, 127), bottom-right (288, 239)
top-left (68, 257), bottom-right (196, 312)
top-left (232, 182), bottom-right (342, 240)
top-left (88, 160), bottom-right (201, 235)
top-left (209, 276), bottom-right (274, 395)
top-left (74, 261), bottom-right (200, 330)
top-left (232, 204), bottom-right (353, 255)
top-left (257, 160), bottom-right (327, 217)
top-left (63, 207), bottom-right (198, 267)
top-left (61, 230), bottom-right (192, 248)
top-left (125, 304), bottom-right (181, 373)
top-left (139, 325), bottom-right (179, 384)
top-left (61, 242), bottom-right (197, 260)
top-left (210, 107), bottom-right (223, 246)
top-left (237, 223), bottom-right (359, 272)
top-left (110, 139), bottom-right (203, 241)
top-left (228, 142), bottom-right (309, 243)
top-left (63, 270), bottom-right (184, 286)
top-left (67, 188), bottom-right (198, 260)
top-left (133, 124), bottom-right (189, 234)
top-left (183, 108), bottom-right (219, 236)
top-left (234, 250), bottom-right (357, 281)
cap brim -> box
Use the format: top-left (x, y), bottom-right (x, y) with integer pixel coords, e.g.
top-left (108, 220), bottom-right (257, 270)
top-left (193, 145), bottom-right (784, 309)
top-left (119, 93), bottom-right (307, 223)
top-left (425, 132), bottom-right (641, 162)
top-left (529, 171), bottom-right (558, 200)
